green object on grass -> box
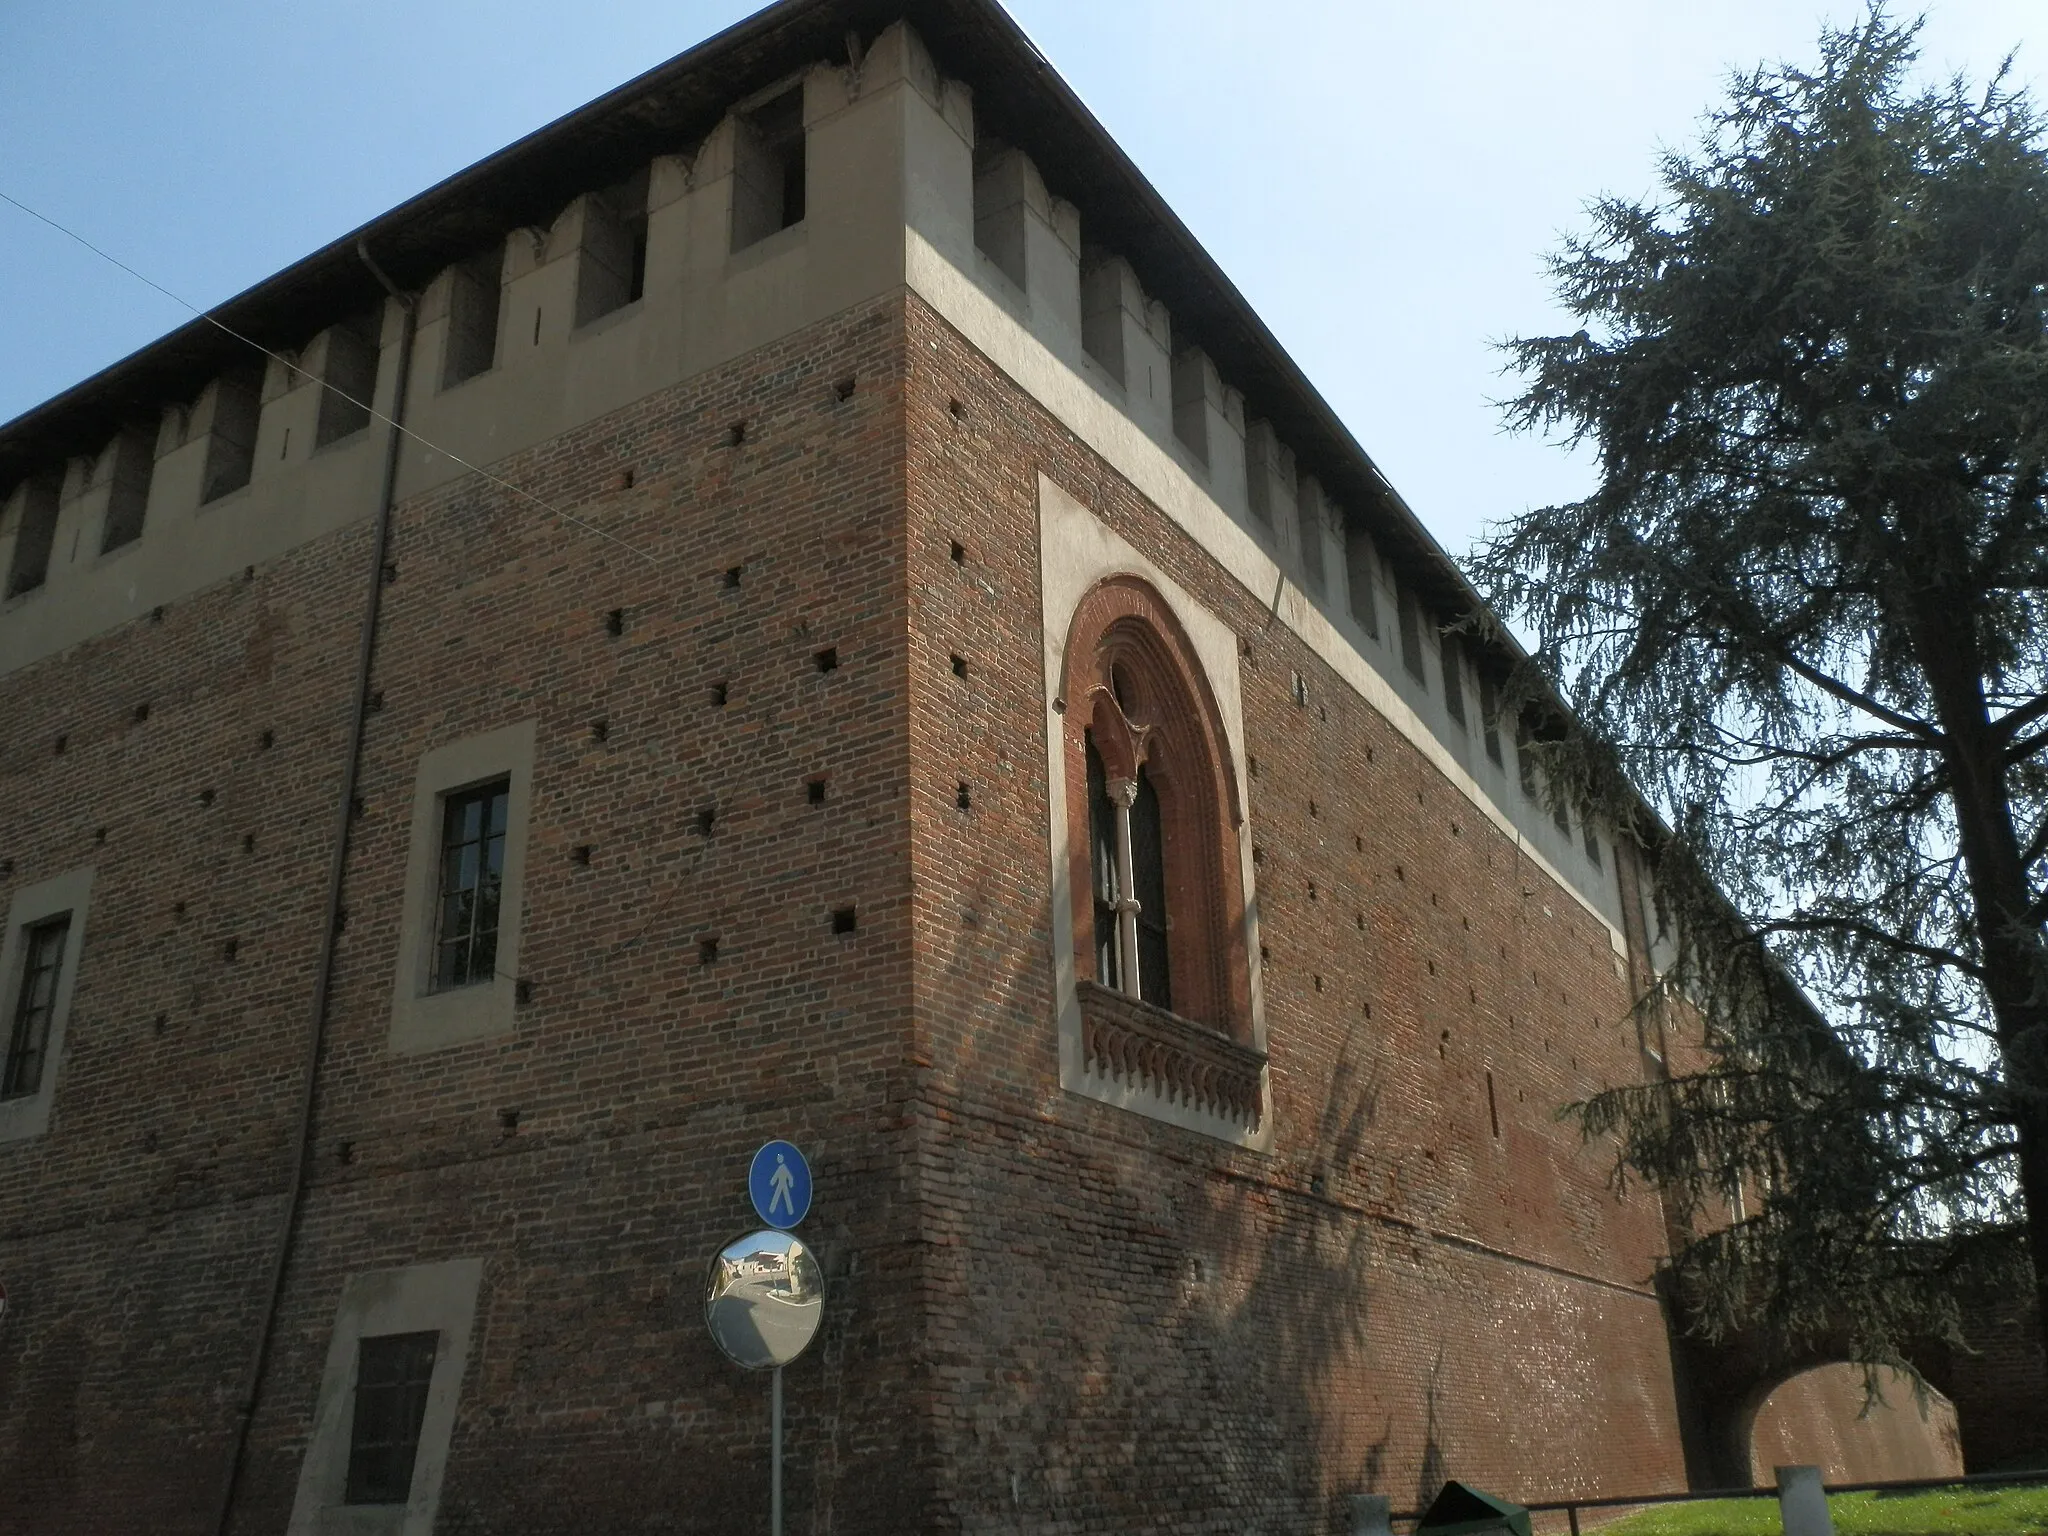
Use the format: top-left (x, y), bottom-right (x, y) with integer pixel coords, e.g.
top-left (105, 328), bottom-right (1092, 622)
top-left (1414, 1481), bottom-right (1533, 1536)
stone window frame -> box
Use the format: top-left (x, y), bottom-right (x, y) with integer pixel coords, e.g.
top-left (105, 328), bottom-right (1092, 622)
top-left (389, 720), bottom-right (537, 1055)
top-left (1060, 575), bottom-right (1250, 1039)
top-left (0, 866), bottom-right (94, 1146)
top-left (287, 1257), bottom-right (485, 1536)
top-left (1038, 474), bottom-right (1270, 1149)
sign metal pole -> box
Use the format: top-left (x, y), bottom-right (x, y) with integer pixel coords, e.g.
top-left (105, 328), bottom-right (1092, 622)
top-left (771, 1364), bottom-right (784, 1536)
top-left (707, 1142), bottom-right (816, 1536)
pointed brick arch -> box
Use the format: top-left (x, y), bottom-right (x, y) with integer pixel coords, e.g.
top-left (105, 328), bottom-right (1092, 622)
top-left (1058, 574), bottom-right (1250, 1040)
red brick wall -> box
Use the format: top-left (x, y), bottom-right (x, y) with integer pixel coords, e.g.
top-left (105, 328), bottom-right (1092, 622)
top-left (0, 488), bottom-right (368, 1531)
top-left (902, 291), bottom-right (1694, 1528)
top-left (0, 286), bottom-right (1977, 1536)
top-left (1939, 1261), bottom-right (2048, 1473)
top-left (0, 297), bottom-right (937, 1536)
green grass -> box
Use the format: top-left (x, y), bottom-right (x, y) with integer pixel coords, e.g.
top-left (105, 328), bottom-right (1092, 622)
top-left (1590, 1483), bottom-right (2048, 1536)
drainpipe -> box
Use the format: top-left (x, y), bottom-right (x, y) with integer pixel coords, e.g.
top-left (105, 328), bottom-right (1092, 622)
top-left (212, 243), bottom-right (416, 1536)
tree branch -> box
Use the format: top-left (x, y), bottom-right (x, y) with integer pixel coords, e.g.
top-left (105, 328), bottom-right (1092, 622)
top-left (1993, 692), bottom-right (2048, 746)
top-left (2005, 723), bottom-right (2048, 768)
top-left (1774, 652), bottom-right (1942, 743)
top-left (1751, 916), bottom-right (1985, 981)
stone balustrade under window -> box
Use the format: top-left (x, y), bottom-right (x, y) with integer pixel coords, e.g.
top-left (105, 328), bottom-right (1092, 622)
top-left (1077, 978), bottom-right (1265, 1131)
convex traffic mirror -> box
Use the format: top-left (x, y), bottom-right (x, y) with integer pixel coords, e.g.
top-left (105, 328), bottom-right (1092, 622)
top-left (704, 1228), bottom-right (824, 1370)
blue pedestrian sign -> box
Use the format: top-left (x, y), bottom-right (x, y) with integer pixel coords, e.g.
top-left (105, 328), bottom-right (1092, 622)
top-left (748, 1140), bottom-right (812, 1229)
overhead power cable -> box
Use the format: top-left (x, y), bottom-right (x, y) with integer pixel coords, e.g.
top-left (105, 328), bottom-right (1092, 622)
top-left (0, 187), bottom-right (658, 566)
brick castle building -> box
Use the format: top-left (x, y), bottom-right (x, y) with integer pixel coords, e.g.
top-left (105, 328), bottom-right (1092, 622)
top-left (0, 1), bottom-right (1986, 1531)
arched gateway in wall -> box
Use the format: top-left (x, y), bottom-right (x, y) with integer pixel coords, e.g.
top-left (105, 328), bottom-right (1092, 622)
top-left (1665, 1245), bottom-right (2046, 1485)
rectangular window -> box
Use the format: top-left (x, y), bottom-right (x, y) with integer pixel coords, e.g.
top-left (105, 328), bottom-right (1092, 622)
top-left (315, 313), bottom-right (380, 447)
top-left (101, 427), bottom-right (155, 554)
top-left (1299, 521), bottom-right (1326, 596)
top-left (1397, 588), bottom-right (1426, 683)
top-left (5, 473), bottom-right (61, 598)
top-left (733, 88), bottom-right (805, 251)
top-left (1516, 720), bottom-right (1537, 799)
top-left (1479, 675), bottom-right (1503, 765)
top-left (4, 915), bottom-right (70, 1100)
top-left (1244, 424), bottom-right (1281, 532)
top-left (574, 169), bottom-right (650, 327)
top-left (1079, 256), bottom-right (1130, 384)
top-left (433, 781), bottom-right (509, 991)
top-left (201, 365), bottom-right (264, 503)
top-left (443, 250), bottom-right (503, 387)
top-left (973, 139), bottom-right (1029, 290)
top-left (345, 1331), bottom-right (439, 1505)
top-left (1344, 526), bottom-right (1379, 639)
top-left (1584, 824), bottom-right (1603, 867)
top-left (1440, 633), bottom-right (1466, 727)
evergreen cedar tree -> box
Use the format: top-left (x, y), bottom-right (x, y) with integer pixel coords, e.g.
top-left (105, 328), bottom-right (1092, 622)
top-left (1474, 7), bottom-right (2048, 1374)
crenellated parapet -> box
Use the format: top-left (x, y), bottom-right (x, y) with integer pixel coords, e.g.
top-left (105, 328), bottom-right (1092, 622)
top-left (0, 17), bottom-right (1370, 701)
top-left (0, 10), bottom-right (1618, 932)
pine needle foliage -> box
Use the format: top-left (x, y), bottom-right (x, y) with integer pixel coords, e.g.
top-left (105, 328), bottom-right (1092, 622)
top-left (1474, 7), bottom-right (2048, 1367)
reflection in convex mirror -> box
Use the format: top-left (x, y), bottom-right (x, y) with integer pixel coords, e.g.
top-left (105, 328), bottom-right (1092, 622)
top-left (704, 1228), bottom-right (825, 1370)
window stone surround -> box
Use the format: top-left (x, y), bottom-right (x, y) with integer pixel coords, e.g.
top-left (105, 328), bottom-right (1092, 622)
top-left (1038, 472), bottom-right (1272, 1150)
top-left (286, 1257), bottom-right (485, 1536)
top-left (0, 865), bottom-right (94, 1146)
top-left (388, 720), bottom-right (537, 1056)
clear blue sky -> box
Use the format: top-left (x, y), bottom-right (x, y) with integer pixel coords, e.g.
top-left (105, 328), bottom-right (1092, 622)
top-left (0, 1), bottom-right (2036, 559)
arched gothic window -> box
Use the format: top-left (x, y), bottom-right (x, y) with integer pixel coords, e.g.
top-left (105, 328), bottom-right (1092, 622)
top-left (1061, 576), bottom-right (1249, 1039)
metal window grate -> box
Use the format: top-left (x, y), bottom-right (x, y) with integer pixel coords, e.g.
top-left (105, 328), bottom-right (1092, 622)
top-left (3, 915), bottom-right (70, 1100)
top-left (434, 780), bottom-right (509, 991)
top-left (345, 1331), bottom-right (439, 1505)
